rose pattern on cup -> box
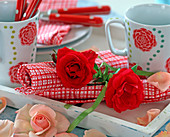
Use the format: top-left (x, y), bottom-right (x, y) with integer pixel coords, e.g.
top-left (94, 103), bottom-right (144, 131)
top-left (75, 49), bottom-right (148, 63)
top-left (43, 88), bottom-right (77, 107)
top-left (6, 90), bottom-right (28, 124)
top-left (19, 22), bottom-right (37, 46)
top-left (133, 28), bottom-right (157, 52)
top-left (8, 62), bottom-right (28, 83)
top-left (165, 57), bottom-right (170, 72)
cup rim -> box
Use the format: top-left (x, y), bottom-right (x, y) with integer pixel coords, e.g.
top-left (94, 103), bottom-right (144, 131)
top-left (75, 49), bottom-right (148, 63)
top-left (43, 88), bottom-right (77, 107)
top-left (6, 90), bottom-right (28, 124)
top-left (125, 3), bottom-right (170, 27)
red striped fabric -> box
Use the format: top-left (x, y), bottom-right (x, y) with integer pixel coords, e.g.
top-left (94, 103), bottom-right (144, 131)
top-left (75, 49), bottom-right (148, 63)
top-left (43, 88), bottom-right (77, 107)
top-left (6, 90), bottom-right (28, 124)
top-left (15, 50), bottom-right (170, 104)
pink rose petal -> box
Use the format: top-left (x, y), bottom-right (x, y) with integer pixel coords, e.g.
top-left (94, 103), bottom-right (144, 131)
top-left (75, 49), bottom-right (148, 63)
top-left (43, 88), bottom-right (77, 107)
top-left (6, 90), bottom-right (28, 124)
top-left (147, 72), bottom-right (170, 92)
top-left (29, 104), bottom-right (56, 123)
top-left (55, 132), bottom-right (78, 137)
top-left (0, 120), bottom-right (14, 137)
top-left (14, 119), bottom-right (32, 133)
top-left (13, 133), bottom-right (29, 137)
top-left (30, 105), bottom-right (58, 137)
top-left (0, 97), bottom-right (7, 114)
top-left (55, 112), bottom-right (70, 133)
top-left (29, 131), bottom-right (39, 137)
top-left (15, 104), bottom-right (32, 121)
top-left (14, 104), bottom-right (72, 137)
top-left (166, 123), bottom-right (170, 132)
top-left (14, 105), bottom-right (33, 134)
top-left (43, 126), bottom-right (58, 137)
top-left (154, 131), bottom-right (170, 137)
top-left (83, 129), bottom-right (107, 137)
top-left (31, 113), bottom-right (51, 134)
top-left (137, 109), bottom-right (160, 126)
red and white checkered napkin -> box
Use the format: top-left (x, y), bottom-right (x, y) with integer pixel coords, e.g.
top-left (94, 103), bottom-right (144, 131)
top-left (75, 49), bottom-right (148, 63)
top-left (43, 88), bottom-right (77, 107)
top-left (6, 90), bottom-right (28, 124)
top-left (36, 0), bottom-right (78, 46)
top-left (15, 50), bottom-right (170, 104)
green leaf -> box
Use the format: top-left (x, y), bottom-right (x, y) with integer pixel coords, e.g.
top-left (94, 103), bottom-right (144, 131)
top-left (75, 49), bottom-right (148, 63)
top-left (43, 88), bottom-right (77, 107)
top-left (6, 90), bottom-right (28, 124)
top-left (108, 73), bottom-right (113, 80)
top-left (93, 71), bottom-right (99, 79)
top-left (98, 56), bottom-right (103, 60)
top-left (114, 68), bottom-right (121, 74)
top-left (64, 104), bottom-right (72, 109)
top-left (93, 78), bottom-right (104, 82)
top-left (131, 64), bottom-right (138, 72)
top-left (93, 64), bottom-right (99, 79)
top-left (103, 62), bottom-right (117, 72)
top-left (100, 62), bottom-right (105, 68)
top-left (98, 68), bottom-right (103, 78)
top-left (67, 82), bottom-right (108, 133)
top-left (94, 63), bottom-right (99, 70)
top-left (103, 66), bottom-right (108, 81)
top-left (69, 48), bottom-right (76, 51)
top-left (136, 70), bottom-right (154, 77)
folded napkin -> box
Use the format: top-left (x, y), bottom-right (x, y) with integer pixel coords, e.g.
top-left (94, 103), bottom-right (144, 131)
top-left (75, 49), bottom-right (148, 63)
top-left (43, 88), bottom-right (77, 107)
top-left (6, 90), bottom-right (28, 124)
top-left (15, 50), bottom-right (170, 104)
top-left (31, 0), bottom-right (78, 46)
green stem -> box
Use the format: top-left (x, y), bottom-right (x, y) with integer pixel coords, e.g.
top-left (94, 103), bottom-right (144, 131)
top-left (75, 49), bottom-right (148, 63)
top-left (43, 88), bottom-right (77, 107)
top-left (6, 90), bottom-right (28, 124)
top-left (66, 82), bottom-right (108, 133)
top-left (103, 62), bottom-right (154, 77)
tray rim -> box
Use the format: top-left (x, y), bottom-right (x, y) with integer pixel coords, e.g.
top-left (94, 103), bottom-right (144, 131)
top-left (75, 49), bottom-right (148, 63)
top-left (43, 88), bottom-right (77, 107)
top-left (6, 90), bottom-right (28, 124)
top-left (0, 85), bottom-right (169, 137)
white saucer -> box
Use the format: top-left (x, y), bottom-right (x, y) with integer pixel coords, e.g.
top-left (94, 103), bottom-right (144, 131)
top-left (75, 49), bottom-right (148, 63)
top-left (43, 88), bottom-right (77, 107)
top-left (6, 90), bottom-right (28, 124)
top-left (36, 27), bottom-right (92, 56)
top-left (37, 26), bottom-right (91, 49)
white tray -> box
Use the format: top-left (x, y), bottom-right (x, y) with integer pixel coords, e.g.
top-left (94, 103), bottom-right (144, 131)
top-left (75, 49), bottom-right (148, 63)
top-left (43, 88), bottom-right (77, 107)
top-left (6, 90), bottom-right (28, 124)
top-left (0, 85), bottom-right (169, 137)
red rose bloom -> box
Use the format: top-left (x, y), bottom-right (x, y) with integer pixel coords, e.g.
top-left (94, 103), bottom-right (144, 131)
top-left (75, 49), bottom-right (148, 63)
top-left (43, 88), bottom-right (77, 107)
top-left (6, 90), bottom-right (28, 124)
top-left (56, 47), bottom-right (98, 88)
top-left (165, 58), bottom-right (170, 73)
top-left (19, 22), bottom-right (37, 46)
top-left (133, 28), bottom-right (157, 52)
top-left (9, 62), bottom-right (28, 83)
top-left (105, 68), bottom-right (144, 113)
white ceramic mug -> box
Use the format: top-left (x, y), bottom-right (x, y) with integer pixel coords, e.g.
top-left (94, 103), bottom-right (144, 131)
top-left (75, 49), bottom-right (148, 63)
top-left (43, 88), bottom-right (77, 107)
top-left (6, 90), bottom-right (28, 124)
top-left (0, 0), bottom-right (39, 87)
top-left (105, 4), bottom-right (170, 73)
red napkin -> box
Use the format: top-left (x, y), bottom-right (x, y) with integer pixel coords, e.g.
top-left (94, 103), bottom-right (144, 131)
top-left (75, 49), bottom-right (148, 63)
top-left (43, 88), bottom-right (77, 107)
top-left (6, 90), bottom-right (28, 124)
top-left (15, 50), bottom-right (170, 104)
top-left (29, 0), bottom-right (78, 46)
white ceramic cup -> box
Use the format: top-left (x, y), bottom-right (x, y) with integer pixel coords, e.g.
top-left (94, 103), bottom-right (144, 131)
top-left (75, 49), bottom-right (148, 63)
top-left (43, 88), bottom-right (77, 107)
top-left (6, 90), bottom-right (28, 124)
top-left (0, 0), bottom-right (39, 87)
top-left (105, 4), bottom-right (170, 73)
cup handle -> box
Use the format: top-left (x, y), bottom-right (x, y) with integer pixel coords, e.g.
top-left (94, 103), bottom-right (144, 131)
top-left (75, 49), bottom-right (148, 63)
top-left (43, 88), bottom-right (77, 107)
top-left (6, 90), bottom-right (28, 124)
top-left (105, 19), bottom-right (128, 56)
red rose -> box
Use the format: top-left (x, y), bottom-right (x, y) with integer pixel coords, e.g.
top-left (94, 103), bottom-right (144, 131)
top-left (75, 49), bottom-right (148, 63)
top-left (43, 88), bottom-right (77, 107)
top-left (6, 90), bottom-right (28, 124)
top-left (19, 22), bottom-right (37, 46)
top-left (9, 62), bottom-right (28, 83)
top-left (105, 68), bottom-right (144, 113)
top-left (133, 28), bottom-right (157, 52)
top-left (56, 47), bottom-right (98, 88)
top-left (165, 58), bottom-right (170, 73)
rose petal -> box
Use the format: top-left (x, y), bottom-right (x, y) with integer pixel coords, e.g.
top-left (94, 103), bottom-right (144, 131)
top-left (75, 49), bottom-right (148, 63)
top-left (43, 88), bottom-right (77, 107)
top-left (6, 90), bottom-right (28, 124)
top-left (43, 126), bottom-right (57, 137)
top-left (137, 109), bottom-right (160, 126)
top-left (147, 72), bottom-right (170, 92)
top-left (0, 120), bottom-right (14, 137)
top-left (55, 133), bottom-right (78, 137)
top-left (29, 131), bottom-right (39, 137)
top-left (154, 131), bottom-right (170, 137)
top-left (13, 133), bottom-right (29, 137)
top-left (14, 119), bottom-right (32, 134)
top-left (0, 97), bottom-right (7, 114)
top-left (147, 109), bottom-right (160, 122)
top-left (31, 113), bottom-right (51, 134)
top-left (166, 123), bottom-right (170, 132)
top-left (83, 129), bottom-right (107, 137)
top-left (14, 104), bottom-right (32, 134)
top-left (15, 104), bottom-right (32, 121)
top-left (29, 104), bottom-right (56, 121)
top-left (55, 112), bottom-right (70, 133)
